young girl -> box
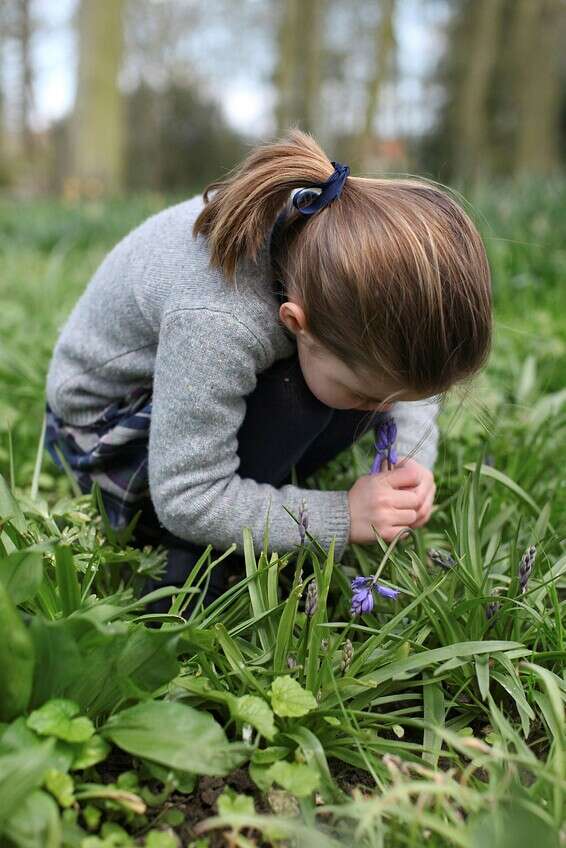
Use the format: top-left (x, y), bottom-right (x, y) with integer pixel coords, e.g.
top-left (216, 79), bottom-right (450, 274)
top-left (44, 129), bottom-right (492, 603)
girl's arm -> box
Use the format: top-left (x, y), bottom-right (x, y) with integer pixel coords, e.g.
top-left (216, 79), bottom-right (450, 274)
top-left (148, 307), bottom-right (351, 557)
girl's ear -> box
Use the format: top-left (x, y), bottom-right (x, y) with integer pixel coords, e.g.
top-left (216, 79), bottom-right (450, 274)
top-left (279, 301), bottom-right (308, 336)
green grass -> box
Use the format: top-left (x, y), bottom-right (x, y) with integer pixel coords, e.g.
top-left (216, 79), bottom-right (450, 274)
top-left (0, 180), bottom-right (564, 848)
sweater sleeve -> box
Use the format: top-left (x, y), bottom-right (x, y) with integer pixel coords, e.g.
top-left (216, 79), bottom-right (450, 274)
top-left (147, 308), bottom-right (351, 558)
top-left (391, 396), bottom-right (440, 470)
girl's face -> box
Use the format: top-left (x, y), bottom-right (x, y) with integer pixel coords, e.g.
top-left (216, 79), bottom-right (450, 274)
top-left (296, 334), bottom-right (422, 411)
top-left (279, 299), bottom-right (426, 411)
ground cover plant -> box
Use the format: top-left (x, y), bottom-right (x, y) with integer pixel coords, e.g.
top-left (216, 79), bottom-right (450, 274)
top-left (0, 179), bottom-right (564, 847)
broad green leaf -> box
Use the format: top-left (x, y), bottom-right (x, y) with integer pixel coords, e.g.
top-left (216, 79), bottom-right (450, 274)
top-left (469, 802), bottom-right (559, 848)
top-left (71, 734), bottom-right (111, 770)
top-left (285, 726), bottom-right (347, 803)
top-left (146, 831), bottom-right (180, 848)
top-left (251, 746), bottom-right (290, 765)
top-left (27, 699), bottom-right (94, 743)
top-left (0, 580), bottom-right (35, 721)
top-left (0, 789), bottom-right (61, 848)
top-left (0, 739), bottom-right (55, 825)
top-left (45, 769), bottom-right (75, 807)
top-left (232, 695), bottom-right (275, 741)
top-left (270, 676), bottom-right (318, 718)
top-left (102, 701), bottom-right (248, 776)
top-left (217, 788), bottom-right (255, 817)
top-left (0, 473), bottom-right (27, 534)
top-left (269, 760), bottom-right (320, 797)
top-left (0, 550), bottom-right (43, 604)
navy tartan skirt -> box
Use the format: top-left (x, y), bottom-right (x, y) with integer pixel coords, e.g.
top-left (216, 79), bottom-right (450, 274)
top-left (45, 386), bottom-right (157, 537)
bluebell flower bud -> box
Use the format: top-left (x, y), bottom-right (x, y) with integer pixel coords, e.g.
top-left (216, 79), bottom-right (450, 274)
top-left (305, 579), bottom-right (318, 616)
top-left (518, 545), bottom-right (536, 594)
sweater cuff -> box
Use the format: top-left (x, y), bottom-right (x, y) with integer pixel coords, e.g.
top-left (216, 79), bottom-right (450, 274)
top-left (309, 488), bottom-right (351, 562)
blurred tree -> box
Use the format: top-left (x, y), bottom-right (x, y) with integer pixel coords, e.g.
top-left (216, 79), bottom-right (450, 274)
top-left (70, 0), bottom-right (124, 195)
top-left (274, 0), bottom-right (327, 135)
top-left (510, 0), bottom-right (565, 176)
top-left (355, 0), bottom-right (398, 172)
top-left (16, 0), bottom-right (34, 162)
top-left (452, 0), bottom-right (504, 184)
top-left (418, 0), bottom-right (566, 184)
top-left (1, 0), bottom-right (37, 165)
top-left (125, 80), bottom-right (248, 193)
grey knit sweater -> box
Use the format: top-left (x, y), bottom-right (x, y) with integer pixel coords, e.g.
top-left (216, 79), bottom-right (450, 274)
top-left (46, 194), bottom-right (439, 559)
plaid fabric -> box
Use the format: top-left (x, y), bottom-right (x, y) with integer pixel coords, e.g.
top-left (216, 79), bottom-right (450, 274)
top-left (45, 386), bottom-right (155, 531)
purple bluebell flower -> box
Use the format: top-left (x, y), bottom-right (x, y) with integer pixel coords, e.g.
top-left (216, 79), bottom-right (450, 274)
top-left (350, 582), bottom-right (374, 615)
top-left (350, 575), bottom-right (399, 616)
top-left (371, 416), bottom-right (398, 473)
top-left (376, 584), bottom-right (400, 599)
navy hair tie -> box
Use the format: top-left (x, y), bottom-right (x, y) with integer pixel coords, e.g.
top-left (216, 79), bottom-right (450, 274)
top-left (292, 160), bottom-right (350, 217)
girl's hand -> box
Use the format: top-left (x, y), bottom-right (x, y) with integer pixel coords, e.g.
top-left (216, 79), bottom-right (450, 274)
top-left (347, 458), bottom-right (436, 544)
top-left (402, 458), bottom-right (435, 528)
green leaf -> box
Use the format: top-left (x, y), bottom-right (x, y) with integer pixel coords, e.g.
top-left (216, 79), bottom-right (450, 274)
top-left (521, 662), bottom-right (565, 741)
top-left (54, 545), bottom-right (81, 617)
top-left (423, 679), bottom-right (445, 766)
top-left (268, 760), bottom-right (320, 797)
top-left (1, 789), bottom-right (62, 848)
top-left (0, 739), bottom-right (55, 825)
top-left (463, 464), bottom-right (541, 517)
top-left (145, 831), bottom-right (180, 848)
top-left (27, 699), bottom-right (95, 743)
top-left (469, 801), bottom-right (559, 848)
top-left (45, 769), bottom-right (75, 807)
top-left (217, 788), bottom-right (255, 817)
top-left (232, 695), bottom-right (276, 741)
top-left (0, 473), bottom-right (27, 534)
top-left (270, 676), bottom-right (318, 718)
top-left (102, 701), bottom-right (248, 776)
top-left (71, 734), bottom-right (111, 770)
top-left (362, 641), bottom-right (525, 687)
top-left (475, 654), bottom-right (490, 701)
top-left (0, 550), bottom-right (43, 604)
top-left (242, 527), bottom-right (271, 653)
top-left (491, 671), bottom-right (534, 737)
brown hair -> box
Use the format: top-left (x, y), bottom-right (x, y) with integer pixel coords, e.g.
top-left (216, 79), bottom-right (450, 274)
top-left (193, 128), bottom-right (492, 396)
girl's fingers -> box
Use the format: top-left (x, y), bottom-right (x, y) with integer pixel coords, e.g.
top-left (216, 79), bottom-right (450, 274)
top-left (391, 509), bottom-right (418, 526)
top-left (387, 464), bottom-right (421, 489)
top-left (412, 491), bottom-right (435, 527)
top-left (390, 489), bottom-right (421, 510)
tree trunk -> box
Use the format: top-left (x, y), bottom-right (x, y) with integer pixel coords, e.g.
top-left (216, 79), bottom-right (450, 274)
top-left (512, 0), bottom-right (565, 176)
top-left (356, 0), bottom-right (397, 172)
top-left (274, 0), bottom-right (298, 135)
top-left (453, 0), bottom-right (504, 184)
top-left (18, 0), bottom-right (34, 161)
top-left (274, 0), bottom-right (325, 135)
top-left (70, 0), bottom-right (124, 195)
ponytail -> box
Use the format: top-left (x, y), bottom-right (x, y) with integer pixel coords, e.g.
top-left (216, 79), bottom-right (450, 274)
top-left (192, 128), bottom-right (335, 281)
